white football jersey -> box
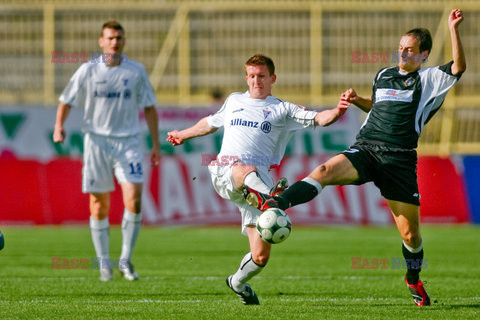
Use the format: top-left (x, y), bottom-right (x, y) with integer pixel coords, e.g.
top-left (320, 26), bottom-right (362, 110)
top-left (207, 91), bottom-right (317, 168)
top-left (59, 58), bottom-right (157, 137)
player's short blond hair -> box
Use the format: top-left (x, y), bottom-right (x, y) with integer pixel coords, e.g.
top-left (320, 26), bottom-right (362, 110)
top-left (245, 54), bottom-right (275, 76)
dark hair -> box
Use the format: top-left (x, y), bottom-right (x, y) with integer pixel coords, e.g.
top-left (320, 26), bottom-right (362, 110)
top-left (101, 20), bottom-right (125, 36)
top-left (245, 54), bottom-right (275, 75)
top-left (405, 28), bottom-right (432, 55)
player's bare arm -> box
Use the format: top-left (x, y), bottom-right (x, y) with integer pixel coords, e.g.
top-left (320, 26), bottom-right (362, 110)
top-left (448, 9), bottom-right (466, 76)
top-left (314, 99), bottom-right (350, 127)
top-left (53, 102), bottom-right (72, 143)
top-left (342, 88), bottom-right (373, 113)
top-left (144, 105), bottom-right (161, 167)
top-left (167, 117), bottom-right (218, 146)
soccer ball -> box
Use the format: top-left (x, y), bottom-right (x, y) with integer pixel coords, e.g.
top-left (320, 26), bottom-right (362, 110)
top-left (256, 208), bottom-right (292, 244)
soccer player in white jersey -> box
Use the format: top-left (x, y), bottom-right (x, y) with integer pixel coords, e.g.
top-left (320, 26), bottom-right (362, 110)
top-left (167, 54), bottom-right (349, 304)
top-left (53, 21), bottom-right (160, 281)
top-left (244, 10), bottom-right (466, 306)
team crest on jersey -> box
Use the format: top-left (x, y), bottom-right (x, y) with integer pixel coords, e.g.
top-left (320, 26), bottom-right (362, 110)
top-left (123, 79), bottom-right (129, 86)
top-left (263, 108), bottom-right (271, 119)
top-left (404, 77), bottom-right (415, 87)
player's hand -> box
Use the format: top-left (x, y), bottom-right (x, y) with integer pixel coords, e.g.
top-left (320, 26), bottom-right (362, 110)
top-left (53, 126), bottom-right (66, 143)
top-left (150, 147), bottom-right (160, 167)
top-left (341, 88), bottom-right (358, 103)
top-left (448, 9), bottom-right (463, 29)
top-left (336, 98), bottom-right (350, 117)
top-left (166, 130), bottom-right (184, 146)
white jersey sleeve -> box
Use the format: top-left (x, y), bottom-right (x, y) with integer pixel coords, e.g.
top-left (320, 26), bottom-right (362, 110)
top-left (59, 63), bottom-right (88, 109)
top-left (416, 61), bottom-right (460, 133)
top-left (136, 63), bottom-right (158, 108)
top-left (206, 94), bottom-right (234, 128)
top-left (284, 102), bottom-right (317, 129)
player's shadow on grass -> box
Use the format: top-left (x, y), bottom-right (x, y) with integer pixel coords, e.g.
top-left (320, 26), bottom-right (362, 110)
top-left (440, 304), bottom-right (480, 309)
top-left (150, 292), bottom-right (226, 297)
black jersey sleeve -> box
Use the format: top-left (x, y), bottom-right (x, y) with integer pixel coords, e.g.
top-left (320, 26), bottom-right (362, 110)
top-left (439, 61), bottom-right (463, 79)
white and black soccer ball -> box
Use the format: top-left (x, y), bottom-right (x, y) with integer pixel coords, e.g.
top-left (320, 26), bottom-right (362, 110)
top-left (256, 208), bottom-right (292, 244)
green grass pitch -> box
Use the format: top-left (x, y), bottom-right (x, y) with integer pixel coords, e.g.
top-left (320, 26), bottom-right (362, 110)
top-left (0, 225), bottom-right (479, 319)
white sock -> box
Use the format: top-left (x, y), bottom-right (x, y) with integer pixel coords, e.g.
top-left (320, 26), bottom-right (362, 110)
top-left (302, 177), bottom-right (323, 193)
top-left (120, 209), bottom-right (142, 264)
top-left (244, 171), bottom-right (270, 194)
top-left (90, 216), bottom-right (109, 268)
top-left (231, 252), bottom-right (264, 292)
top-left (403, 239), bottom-right (423, 253)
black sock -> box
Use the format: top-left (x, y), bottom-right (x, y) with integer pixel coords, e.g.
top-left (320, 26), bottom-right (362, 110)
top-left (402, 243), bottom-right (424, 284)
top-left (274, 181), bottom-right (319, 210)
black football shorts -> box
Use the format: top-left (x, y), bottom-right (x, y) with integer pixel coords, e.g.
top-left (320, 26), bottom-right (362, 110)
top-left (342, 141), bottom-right (420, 206)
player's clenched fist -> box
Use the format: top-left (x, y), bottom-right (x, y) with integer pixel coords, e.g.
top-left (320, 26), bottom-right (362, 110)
top-left (53, 126), bottom-right (66, 143)
top-left (448, 9), bottom-right (463, 29)
top-left (167, 130), bottom-right (184, 146)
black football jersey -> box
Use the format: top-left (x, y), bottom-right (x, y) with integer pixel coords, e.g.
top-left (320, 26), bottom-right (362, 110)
top-left (356, 61), bottom-right (461, 149)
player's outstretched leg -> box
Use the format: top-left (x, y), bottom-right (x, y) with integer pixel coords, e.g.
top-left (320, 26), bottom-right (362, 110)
top-left (244, 177), bottom-right (322, 211)
top-left (226, 252), bottom-right (262, 305)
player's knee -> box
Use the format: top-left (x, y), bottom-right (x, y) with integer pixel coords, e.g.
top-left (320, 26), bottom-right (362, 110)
top-left (125, 198), bottom-right (141, 214)
top-left (90, 198), bottom-right (109, 218)
top-left (311, 164), bottom-right (329, 182)
top-left (251, 253), bottom-right (269, 267)
top-left (317, 164), bottom-right (329, 176)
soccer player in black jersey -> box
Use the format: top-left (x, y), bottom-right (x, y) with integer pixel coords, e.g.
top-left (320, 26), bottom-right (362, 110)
top-left (243, 9), bottom-right (466, 307)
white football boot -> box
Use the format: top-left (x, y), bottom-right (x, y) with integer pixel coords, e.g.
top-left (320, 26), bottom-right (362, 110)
top-left (119, 261), bottom-right (139, 281)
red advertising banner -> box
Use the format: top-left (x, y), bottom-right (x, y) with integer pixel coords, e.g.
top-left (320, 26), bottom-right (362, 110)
top-left (0, 155), bottom-right (470, 225)
top-left (0, 106), bottom-right (472, 225)
top-left (417, 156), bottom-right (470, 223)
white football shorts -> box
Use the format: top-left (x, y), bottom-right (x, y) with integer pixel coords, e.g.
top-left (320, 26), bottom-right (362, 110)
top-left (208, 163), bottom-right (274, 235)
top-left (82, 132), bottom-right (144, 193)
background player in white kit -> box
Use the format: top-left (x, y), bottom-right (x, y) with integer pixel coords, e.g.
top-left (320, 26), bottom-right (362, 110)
top-left (167, 54), bottom-right (349, 304)
top-left (53, 21), bottom-right (160, 281)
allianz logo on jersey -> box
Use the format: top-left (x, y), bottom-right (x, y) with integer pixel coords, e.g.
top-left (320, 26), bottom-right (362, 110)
top-left (375, 88), bottom-right (413, 103)
top-left (230, 118), bottom-right (271, 133)
top-left (94, 89), bottom-right (132, 99)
